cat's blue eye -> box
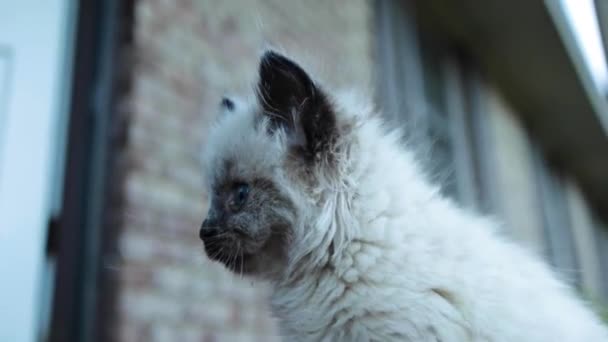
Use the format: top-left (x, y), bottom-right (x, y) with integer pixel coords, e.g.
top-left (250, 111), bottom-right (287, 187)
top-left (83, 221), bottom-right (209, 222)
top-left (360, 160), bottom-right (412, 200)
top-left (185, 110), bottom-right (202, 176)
top-left (237, 184), bottom-right (249, 203)
top-left (229, 183), bottom-right (250, 211)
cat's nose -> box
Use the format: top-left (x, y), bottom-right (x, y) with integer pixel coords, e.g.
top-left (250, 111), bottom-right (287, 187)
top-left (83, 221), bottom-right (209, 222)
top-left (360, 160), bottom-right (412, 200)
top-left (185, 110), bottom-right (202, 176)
top-left (199, 227), bottom-right (219, 241)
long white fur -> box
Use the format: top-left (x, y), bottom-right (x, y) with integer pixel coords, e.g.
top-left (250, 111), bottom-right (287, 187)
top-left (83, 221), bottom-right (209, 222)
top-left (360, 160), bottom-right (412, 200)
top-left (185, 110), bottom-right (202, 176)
top-left (203, 84), bottom-right (608, 342)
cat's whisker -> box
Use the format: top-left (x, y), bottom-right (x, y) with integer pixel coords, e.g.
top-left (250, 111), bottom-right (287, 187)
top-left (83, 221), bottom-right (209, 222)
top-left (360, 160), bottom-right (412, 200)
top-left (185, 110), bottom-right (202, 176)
top-left (239, 246), bottom-right (244, 279)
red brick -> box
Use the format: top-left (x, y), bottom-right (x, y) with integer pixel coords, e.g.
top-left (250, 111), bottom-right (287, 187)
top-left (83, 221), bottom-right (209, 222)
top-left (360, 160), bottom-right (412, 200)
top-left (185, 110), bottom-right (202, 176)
top-left (106, 0), bottom-right (373, 339)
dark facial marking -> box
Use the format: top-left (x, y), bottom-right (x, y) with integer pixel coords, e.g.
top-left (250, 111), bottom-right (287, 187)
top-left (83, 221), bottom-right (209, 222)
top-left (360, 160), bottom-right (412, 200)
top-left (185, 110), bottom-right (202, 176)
top-left (200, 175), bottom-right (296, 277)
top-left (228, 183), bottom-right (250, 212)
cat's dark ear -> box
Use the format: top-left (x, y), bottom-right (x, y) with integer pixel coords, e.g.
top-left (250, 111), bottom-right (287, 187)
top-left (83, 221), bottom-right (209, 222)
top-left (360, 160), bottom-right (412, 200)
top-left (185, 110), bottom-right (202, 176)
top-left (257, 50), bottom-right (336, 159)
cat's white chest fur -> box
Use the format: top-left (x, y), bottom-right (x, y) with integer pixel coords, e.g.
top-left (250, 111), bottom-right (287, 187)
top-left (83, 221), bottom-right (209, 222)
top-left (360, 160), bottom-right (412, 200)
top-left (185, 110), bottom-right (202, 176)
top-left (271, 194), bottom-right (607, 340)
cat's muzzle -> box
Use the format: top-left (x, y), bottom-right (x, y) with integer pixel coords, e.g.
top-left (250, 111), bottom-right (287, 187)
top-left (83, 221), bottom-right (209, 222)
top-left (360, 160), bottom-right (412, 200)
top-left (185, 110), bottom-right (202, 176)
top-left (199, 219), bottom-right (248, 272)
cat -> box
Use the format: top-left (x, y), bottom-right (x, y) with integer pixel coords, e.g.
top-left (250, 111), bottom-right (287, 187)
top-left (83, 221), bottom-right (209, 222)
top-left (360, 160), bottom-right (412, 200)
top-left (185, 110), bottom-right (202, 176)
top-left (199, 50), bottom-right (608, 341)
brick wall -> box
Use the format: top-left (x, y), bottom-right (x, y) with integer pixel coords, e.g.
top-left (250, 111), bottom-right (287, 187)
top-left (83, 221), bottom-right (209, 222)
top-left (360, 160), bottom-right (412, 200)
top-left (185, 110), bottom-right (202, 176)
top-left (105, 0), bottom-right (374, 341)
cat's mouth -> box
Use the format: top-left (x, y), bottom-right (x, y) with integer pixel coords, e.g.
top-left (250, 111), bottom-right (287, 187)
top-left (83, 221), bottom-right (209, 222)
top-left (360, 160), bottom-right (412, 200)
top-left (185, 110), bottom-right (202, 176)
top-left (202, 235), bottom-right (255, 273)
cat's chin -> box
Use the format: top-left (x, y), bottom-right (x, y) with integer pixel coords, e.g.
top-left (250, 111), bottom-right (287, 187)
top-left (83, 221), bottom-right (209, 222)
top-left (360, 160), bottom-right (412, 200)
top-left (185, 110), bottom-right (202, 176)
top-left (205, 247), bottom-right (256, 275)
top-left (205, 246), bottom-right (288, 280)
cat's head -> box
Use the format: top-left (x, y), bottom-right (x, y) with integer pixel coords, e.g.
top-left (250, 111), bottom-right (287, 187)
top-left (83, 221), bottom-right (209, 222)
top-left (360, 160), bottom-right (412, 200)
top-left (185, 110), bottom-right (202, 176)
top-left (199, 51), bottom-right (357, 279)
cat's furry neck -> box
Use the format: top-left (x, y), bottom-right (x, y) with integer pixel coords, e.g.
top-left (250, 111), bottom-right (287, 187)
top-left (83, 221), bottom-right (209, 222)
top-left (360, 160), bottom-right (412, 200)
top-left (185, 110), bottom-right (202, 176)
top-left (267, 103), bottom-right (608, 341)
top-left (268, 110), bottom-right (443, 339)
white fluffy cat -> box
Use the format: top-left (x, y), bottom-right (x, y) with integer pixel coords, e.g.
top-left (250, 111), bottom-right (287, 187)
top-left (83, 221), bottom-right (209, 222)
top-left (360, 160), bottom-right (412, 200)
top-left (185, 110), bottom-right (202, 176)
top-left (199, 50), bottom-right (608, 341)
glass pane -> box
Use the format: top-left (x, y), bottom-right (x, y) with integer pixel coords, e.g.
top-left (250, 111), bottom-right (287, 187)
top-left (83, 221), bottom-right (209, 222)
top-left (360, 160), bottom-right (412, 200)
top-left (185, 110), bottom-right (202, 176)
top-left (534, 149), bottom-right (580, 286)
top-left (420, 39), bottom-right (447, 116)
top-left (419, 37), bottom-right (458, 199)
top-left (429, 136), bottom-right (458, 199)
top-left (592, 214), bottom-right (608, 299)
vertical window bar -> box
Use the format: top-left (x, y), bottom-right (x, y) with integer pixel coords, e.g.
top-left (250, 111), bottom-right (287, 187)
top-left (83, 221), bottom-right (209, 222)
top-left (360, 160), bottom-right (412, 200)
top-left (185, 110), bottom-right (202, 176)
top-left (464, 70), bottom-right (501, 214)
top-left (379, 0), bottom-right (428, 141)
top-left (532, 145), bottom-right (580, 286)
top-left (442, 57), bottom-right (479, 209)
top-left (373, 0), bottom-right (401, 124)
top-left (593, 213), bottom-right (608, 299)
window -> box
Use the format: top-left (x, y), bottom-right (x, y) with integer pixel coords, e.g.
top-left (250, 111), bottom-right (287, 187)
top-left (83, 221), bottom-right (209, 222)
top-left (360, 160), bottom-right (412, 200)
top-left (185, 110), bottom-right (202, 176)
top-left (376, 0), bottom-right (603, 299)
top-left (375, 0), bottom-right (481, 209)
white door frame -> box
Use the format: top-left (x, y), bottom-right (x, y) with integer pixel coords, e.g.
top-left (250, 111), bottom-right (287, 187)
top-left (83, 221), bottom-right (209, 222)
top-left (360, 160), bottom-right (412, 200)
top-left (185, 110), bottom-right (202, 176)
top-left (0, 1), bottom-right (76, 341)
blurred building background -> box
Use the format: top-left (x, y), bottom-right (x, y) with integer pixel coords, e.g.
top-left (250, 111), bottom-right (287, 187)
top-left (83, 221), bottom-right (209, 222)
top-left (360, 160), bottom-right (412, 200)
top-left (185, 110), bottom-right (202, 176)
top-left (1, 0), bottom-right (607, 341)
